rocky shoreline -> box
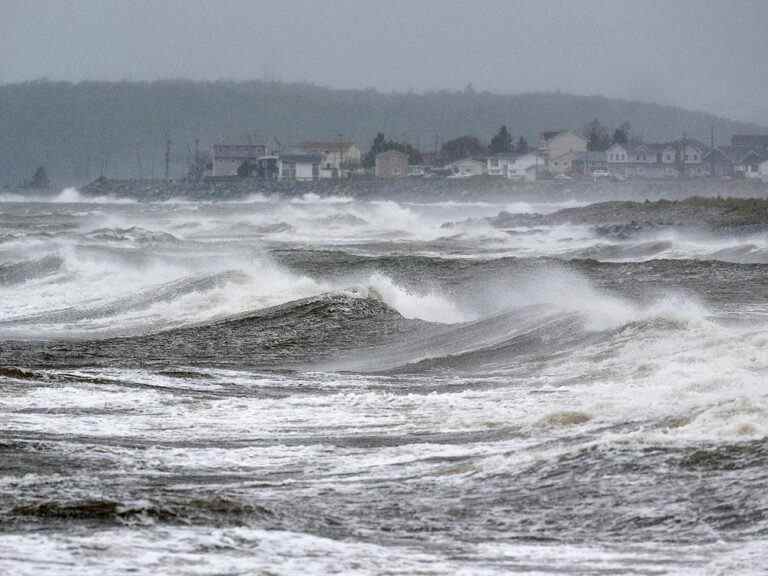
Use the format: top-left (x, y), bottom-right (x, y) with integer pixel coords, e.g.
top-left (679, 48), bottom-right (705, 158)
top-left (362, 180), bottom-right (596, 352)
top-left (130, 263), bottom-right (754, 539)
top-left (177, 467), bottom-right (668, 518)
top-left (72, 175), bottom-right (768, 204)
top-left (472, 197), bottom-right (768, 238)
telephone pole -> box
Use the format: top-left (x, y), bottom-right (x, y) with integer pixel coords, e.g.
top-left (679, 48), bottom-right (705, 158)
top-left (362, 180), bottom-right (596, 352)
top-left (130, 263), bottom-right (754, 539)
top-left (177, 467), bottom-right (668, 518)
top-left (164, 136), bottom-right (172, 181)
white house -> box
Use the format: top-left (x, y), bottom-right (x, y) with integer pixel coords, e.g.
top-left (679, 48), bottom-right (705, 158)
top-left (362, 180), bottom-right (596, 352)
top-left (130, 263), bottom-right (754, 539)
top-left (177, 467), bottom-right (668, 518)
top-left (506, 153), bottom-right (542, 181)
top-left (446, 158), bottom-right (486, 177)
top-left (278, 154), bottom-right (321, 180)
top-left (742, 151), bottom-right (768, 179)
top-left (486, 154), bottom-right (516, 177)
top-left (300, 141), bottom-right (362, 177)
top-left (759, 159), bottom-right (768, 181)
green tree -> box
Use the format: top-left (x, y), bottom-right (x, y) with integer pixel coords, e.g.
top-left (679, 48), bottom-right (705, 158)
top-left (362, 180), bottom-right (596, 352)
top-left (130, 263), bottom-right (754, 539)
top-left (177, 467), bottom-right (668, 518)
top-left (583, 118), bottom-right (611, 151)
top-left (440, 136), bottom-right (487, 163)
top-left (489, 125), bottom-right (513, 154)
top-left (516, 136), bottom-right (529, 154)
top-left (25, 166), bottom-right (50, 189)
top-left (363, 133), bottom-right (388, 168)
top-left (612, 121), bottom-right (631, 145)
top-left (363, 133), bottom-right (422, 167)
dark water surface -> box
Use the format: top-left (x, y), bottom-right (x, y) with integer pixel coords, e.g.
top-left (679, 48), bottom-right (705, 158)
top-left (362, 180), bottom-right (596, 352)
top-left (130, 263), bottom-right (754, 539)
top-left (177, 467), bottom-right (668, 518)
top-left (1, 192), bottom-right (767, 574)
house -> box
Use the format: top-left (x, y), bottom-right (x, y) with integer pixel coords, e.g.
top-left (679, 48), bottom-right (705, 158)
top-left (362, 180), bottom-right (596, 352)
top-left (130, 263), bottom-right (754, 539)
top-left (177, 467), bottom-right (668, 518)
top-left (279, 154), bottom-right (322, 181)
top-left (702, 147), bottom-right (736, 177)
top-left (300, 141), bottom-right (362, 177)
top-left (759, 158), bottom-right (768, 181)
top-left (375, 150), bottom-right (408, 178)
top-left (486, 153), bottom-right (517, 177)
top-left (741, 151), bottom-right (768, 179)
top-left (547, 151), bottom-right (580, 175)
top-left (573, 151), bottom-right (607, 175)
top-left (506, 153), bottom-right (542, 181)
top-left (605, 139), bottom-right (709, 178)
top-left (678, 139), bottom-right (709, 176)
top-left (446, 158), bottom-right (486, 177)
top-left (212, 144), bottom-right (269, 177)
top-left (606, 143), bottom-right (677, 178)
top-left (539, 130), bottom-right (587, 174)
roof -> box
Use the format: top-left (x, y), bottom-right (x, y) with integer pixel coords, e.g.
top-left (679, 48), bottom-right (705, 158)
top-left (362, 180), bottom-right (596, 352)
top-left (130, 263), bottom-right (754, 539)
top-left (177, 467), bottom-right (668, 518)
top-left (280, 153), bottom-right (322, 164)
top-left (300, 141), bottom-right (357, 152)
top-left (731, 135), bottom-right (768, 149)
top-left (675, 137), bottom-right (709, 151)
top-left (702, 147), bottom-right (736, 164)
top-left (447, 158), bottom-right (486, 166)
top-left (213, 144), bottom-right (268, 160)
top-left (574, 151), bottom-right (607, 161)
top-left (540, 130), bottom-right (570, 141)
top-left (487, 152), bottom-right (519, 160)
top-left (718, 145), bottom-right (759, 163)
top-left (376, 149), bottom-right (408, 159)
top-left (739, 150), bottom-right (768, 164)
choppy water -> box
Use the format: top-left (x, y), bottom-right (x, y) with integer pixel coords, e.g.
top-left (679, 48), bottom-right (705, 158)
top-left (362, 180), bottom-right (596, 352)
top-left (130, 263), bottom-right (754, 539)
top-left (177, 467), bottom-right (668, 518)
top-left (1, 189), bottom-right (767, 575)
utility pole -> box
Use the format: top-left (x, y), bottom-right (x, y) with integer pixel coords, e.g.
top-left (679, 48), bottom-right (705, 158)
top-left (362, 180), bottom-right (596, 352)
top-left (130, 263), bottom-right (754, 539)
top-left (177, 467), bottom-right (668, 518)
top-left (337, 132), bottom-right (344, 178)
top-left (710, 125), bottom-right (715, 177)
top-left (136, 143), bottom-right (143, 179)
top-left (165, 136), bottom-right (172, 181)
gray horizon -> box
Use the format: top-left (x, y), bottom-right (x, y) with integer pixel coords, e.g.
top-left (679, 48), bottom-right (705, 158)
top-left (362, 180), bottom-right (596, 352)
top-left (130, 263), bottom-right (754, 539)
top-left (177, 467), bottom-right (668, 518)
top-left (2, 0), bottom-right (767, 124)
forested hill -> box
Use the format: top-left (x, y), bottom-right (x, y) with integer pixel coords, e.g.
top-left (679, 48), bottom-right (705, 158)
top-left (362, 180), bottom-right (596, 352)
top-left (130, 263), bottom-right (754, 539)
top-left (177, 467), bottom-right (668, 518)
top-left (1, 79), bottom-right (765, 185)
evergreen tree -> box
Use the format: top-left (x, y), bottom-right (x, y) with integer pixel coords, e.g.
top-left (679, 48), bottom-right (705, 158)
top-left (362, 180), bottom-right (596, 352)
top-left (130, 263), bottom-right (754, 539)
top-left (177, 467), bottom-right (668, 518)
top-left (489, 125), bottom-right (512, 154)
top-left (583, 118), bottom-right (611, 151)
top-left (363, 133), bottom-right (422, 167)
top-left (516, 136), bottom-right (529, 154)
top-left (25, 166), bottom-right (50, 189)
top-left (440, 136), bottom-right (487, 163)
top-left (612, 121), bottom-right (631, 145)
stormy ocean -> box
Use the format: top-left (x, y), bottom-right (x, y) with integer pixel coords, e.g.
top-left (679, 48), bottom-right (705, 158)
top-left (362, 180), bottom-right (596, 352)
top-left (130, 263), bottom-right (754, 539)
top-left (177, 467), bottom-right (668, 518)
top-left (1, 188), bottom-right (767, 575)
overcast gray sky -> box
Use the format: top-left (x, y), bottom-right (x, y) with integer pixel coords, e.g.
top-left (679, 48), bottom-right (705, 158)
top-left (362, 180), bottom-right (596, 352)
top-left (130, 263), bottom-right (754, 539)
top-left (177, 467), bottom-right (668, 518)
top-left (2, 0), bottom-right (767, 123)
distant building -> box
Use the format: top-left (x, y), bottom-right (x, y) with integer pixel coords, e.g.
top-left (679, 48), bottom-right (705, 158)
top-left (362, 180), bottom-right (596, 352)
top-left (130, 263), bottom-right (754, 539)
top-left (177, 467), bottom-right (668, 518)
top-left (606, 139), bottom-right (709, 178)
top-left (506, 153), bottom-right (542, 181)
top-left (486, 153), bottom-right (517, 177)
top-left (300, 141), bottom-right (362, 177)
top-left (279, 154), bottom-right (322, 180)
top-left (539, 130), bottom-right (587, 174)
top-left (702, 147), bottom-right (736, 177)
top-left (446, 158), bottom-right (486, 177)
top-left (573, 151), bottom-right (607, 175)
top-left (486, 153), bottom-right (542, 181)
top-left (375, 150), bottom-right (408, 178)
top-left (212, 144), bottom-right (269, 177)
top-left (758, 159), bottom-right (768, 181)
top-left (742, 151), bottom-right (768, 179)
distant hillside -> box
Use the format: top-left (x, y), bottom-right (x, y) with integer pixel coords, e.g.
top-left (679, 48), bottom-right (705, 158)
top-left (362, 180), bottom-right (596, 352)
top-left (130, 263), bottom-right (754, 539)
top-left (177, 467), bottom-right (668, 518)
top-left (1, 79), bottom-right (765, 185)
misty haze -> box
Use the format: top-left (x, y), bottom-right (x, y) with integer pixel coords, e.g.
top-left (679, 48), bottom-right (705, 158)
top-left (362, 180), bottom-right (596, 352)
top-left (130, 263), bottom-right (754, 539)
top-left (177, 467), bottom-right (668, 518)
top-left (2, 1), bottom-right (768, 575)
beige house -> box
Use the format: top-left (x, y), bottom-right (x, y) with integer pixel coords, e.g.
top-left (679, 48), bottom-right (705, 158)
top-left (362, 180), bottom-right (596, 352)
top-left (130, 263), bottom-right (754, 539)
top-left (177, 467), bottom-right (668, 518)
top-left (375, 150), bottom-right (408, 178)
top-left (539, 131), bottom-right (587, 174)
